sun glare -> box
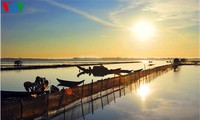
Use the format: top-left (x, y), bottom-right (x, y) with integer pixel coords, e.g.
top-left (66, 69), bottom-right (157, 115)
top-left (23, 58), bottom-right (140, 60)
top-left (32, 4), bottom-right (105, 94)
top-left (137, 84), bottom-right (150, 100)
top-left (131, 20), bottom-right (156, 40)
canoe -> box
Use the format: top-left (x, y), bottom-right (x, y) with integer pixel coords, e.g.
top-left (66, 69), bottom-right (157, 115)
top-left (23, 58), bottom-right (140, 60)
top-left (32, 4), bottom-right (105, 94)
top-left (149, 61), bottom-right (153, 63)
top-left (77, 65), bottom-right (108, 73)
top-left (57, 78), bottom-right (85, 88)
top-left (77, 65), bottom-right (132, 75)
top-left (120, 69), bottom-right (133, 73)
top-left (148, 64), bottom-right (155, 66)
top-left (50, 85), bottom-right (59, 93)
top-left (110, 68), bottom-right (121, 74)
top-left (76, 65), bottom-right (93, 73)
top-left (1, 91), bottom-right (43, 99)
top-left (134, 68), bottom-right (143, 72)
top-left (77, 65), bottom-right (110, 76)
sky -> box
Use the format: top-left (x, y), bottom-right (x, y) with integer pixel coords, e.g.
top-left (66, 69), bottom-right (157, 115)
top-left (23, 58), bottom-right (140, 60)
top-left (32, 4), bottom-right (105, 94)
top-left (1, 0), bottom-right (199, 58)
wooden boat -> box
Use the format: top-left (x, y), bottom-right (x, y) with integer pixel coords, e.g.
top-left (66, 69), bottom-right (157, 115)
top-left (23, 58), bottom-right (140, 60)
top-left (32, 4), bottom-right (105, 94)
top-left (110, 68), bottom-right (121, 75)
top-left (134, 68), bottom-right (143, 72)
top-left (1, 91), bottom-right (43, 99)
top-left (120, 69), bottom-right (133, 73)
top-left (77, 65), bottom-right (109, 74)
top-left (77, 65), bottom-right (114, 76)
top-left (50, 85), bottom-right (59, 93)
top-left (148, 63), bottom-right (155, 66)
top-left (57, 78), bottom-right (85, 88)
top-left (76, 65), bottom-right (92, 73)
top-left (166, 60), bottom-right (171, 63)
top-left (77, 65), bottom-right (132, 75)
top-left (149, 61), bottom-right (153, 63)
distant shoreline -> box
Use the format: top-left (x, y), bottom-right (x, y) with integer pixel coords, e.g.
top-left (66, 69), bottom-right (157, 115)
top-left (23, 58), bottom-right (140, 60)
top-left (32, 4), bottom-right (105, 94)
top-left (1, 61), bottom-right (141, 71)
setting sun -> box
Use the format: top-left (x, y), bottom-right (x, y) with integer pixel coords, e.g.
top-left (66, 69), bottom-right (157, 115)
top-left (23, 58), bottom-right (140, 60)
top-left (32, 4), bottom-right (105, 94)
top-left (131, 20), bottom-right (156, 40)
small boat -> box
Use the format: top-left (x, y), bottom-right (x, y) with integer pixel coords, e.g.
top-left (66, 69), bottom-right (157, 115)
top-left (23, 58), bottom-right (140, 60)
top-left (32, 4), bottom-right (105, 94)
top-left (166, 60), bottom-right (171, 63)
top-left (77, 65), bottom-right (109, 74)
top-left (50, 85), bottom-right (59, 93)
top-left (120, 69), bottom-right (133, 73)
top-left (110, 68), bottom-right (121, 74)
top-left (57, 78), bottom-right (85, 88)
top-left (1, 91), bottom-right (43, 99)
top-left (77, 65), bottom-right (132, 76)
top-left (148, 63), bottom-right (155, 66)
top-left (77, 65), bottom-right (117, 77)
top-left (149, 61), bottom-right (153, 63)
top-left (76, 65), bottom-right (92, 73)
top-left (134, 68), bottom-right (143, 72)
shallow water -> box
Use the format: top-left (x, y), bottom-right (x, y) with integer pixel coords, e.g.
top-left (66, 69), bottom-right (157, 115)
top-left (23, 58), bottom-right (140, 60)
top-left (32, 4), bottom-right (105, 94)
top-left (1, 62), bottom-right (199, 120)
top-left (1, 60), bottom-right (168, 91)
top-left (77, 66), bottom-right (199, 120)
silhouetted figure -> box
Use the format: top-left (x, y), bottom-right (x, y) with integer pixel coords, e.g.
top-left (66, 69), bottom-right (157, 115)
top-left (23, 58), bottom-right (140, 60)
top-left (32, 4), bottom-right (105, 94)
top-left (24, 81), bottom-right (35, 92)
top-left (35, 76), bottom-right (45, 87)
top-left (35, 77), bottom-right (49, 92)
top-left (24, 76), bottom-right (49, 93)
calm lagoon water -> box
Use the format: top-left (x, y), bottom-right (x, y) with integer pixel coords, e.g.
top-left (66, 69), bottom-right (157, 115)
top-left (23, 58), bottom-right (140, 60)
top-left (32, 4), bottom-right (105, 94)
top-left (1, 60), bottom-right (168, 91)
top-left (52, 65), bottom-right (199, 120)
top-left (1, 61), bottom-right (199, 120)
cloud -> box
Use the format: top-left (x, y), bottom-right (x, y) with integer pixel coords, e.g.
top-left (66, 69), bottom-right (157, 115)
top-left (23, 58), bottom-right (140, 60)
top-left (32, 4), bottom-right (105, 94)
top-left (109, 0), bottom-right (199, 31)
top-left (45, 0), bottom-right (198, 35)
top-left (46, 0), bottom-right (124, 29)
top-left (143, 0), bottom-right (199, 21)
top-left (109, 1), bottom-right (157, 28)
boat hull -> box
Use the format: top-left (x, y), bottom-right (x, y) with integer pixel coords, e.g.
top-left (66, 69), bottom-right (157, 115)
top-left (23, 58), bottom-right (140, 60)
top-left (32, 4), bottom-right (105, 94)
top-left (1, 91), bottom-right (43, 99)
top-left (57, 78), bottom-right (84, 88)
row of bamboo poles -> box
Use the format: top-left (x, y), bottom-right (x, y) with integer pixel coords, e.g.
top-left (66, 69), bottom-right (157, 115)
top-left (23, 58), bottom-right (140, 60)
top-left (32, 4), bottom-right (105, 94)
top-left (1, 64), bottom-right (172, 120)
top-left (51, 64), bottom-right (173, 120)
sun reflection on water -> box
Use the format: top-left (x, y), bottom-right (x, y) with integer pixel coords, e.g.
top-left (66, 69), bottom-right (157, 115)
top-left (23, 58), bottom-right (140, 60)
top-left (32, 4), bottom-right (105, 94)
top-left (137, 84), bottom-right (150, 101)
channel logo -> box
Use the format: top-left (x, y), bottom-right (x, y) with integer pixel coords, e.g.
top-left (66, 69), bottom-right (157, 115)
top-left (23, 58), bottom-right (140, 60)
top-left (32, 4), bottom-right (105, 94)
top-left (2, 1), bottom-right (25, 13)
